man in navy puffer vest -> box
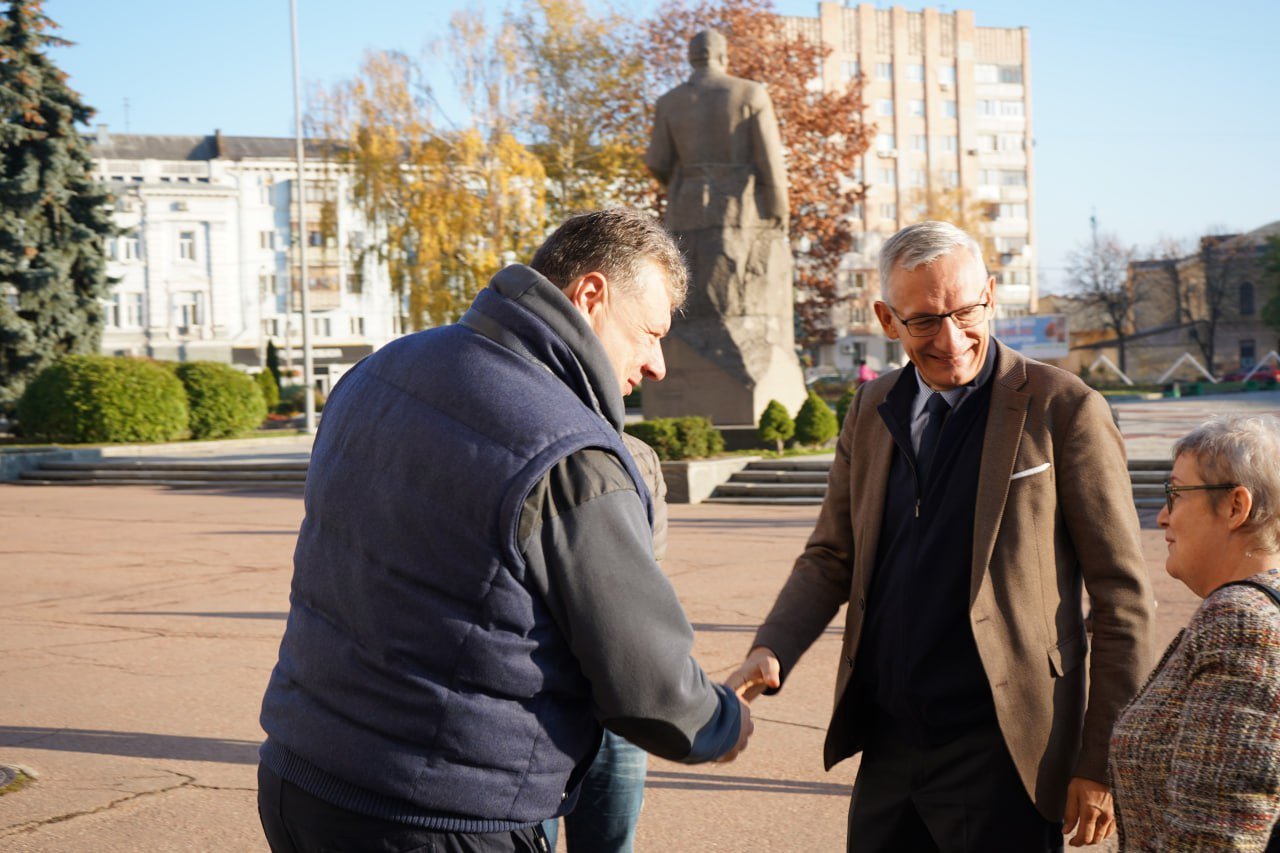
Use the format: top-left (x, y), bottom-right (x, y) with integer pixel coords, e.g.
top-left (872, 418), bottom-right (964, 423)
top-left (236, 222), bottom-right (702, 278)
top-left (257, 209), bottom-right (752, 853)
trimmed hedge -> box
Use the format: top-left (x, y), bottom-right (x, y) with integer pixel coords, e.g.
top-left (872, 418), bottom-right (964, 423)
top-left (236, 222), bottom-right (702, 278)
top-left (795, 389), bottom-right (838, 446)
top-left (624, 416), bottom-right (724, 461)
top-left (173, 361), bottom-right (267, 439)
top-left (835, 387), bottom-right (857, 428)
top-left (17, 355), bottom-right (189, 443)
top-left (278, 384), bottom-right (326, 416)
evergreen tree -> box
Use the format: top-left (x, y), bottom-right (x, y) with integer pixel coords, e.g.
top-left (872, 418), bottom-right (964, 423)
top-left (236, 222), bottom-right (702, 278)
top-left (265, 339), bottom-right (282, 390)
top-left (757, 399), bottom-right (794, 454)
top-left (794, 389), bottom-right (837, 446)
top-left (0, 1), bottom-right (115, 404)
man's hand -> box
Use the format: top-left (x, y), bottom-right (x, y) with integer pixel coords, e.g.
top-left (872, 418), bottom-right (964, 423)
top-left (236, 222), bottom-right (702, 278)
top-left (715, 692), bottom-right (754, 763)
top-left (1062, 777), bottom-right (1114, 847)
top-left (725, 647), bottom-right (782, 702)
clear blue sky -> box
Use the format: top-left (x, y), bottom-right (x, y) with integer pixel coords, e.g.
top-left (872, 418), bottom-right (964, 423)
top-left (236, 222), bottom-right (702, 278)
top-left (50, 0), bottom-right (1280, 294)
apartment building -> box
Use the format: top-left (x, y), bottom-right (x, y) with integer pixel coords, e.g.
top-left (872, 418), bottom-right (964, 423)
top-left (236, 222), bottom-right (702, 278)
top-left (782, 3), bottom-right (1036, 374)
top-left (90, 129), bottom-right (400, 392)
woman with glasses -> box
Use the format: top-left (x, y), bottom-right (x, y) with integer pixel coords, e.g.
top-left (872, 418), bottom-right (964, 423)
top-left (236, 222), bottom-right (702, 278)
top-left (1109, 414), bottom-right (1280, 851)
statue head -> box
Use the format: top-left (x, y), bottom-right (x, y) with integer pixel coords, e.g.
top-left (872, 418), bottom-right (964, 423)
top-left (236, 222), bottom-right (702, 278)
top-left (688, 29), bottom-right (728, 72)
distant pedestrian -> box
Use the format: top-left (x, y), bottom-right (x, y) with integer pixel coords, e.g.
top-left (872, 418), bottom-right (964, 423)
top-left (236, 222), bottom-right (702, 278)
top-left (856, 359), bottom-right (878, 386)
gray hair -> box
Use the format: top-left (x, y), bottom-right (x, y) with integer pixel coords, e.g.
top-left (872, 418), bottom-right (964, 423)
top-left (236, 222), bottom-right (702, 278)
top-left (1174, 414), bottom-right (1280, 553)
top-left (531, 208), bottom-right (688, 309)
top-left (878, 220), bottom-right (988, 302)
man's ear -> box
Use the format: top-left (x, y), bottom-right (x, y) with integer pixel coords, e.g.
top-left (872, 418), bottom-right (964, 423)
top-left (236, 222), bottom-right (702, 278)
top-left (873, 301), bottom-right (899, 340)
top-left (564, 272), bottom-right (608, 320)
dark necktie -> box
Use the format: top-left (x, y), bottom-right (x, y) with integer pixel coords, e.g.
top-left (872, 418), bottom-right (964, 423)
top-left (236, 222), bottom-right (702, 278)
top-left (917, 392), bottom-right (952, 483)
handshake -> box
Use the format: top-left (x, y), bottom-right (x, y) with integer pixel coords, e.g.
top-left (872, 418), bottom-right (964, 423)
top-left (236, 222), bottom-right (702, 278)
top-left (716, 646), bottom-right (782, 763)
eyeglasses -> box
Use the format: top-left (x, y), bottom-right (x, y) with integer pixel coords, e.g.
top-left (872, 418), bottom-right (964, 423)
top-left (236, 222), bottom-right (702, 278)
top-left (1163, 481), bottom-right (1239, 514)
top-left (887, 300), bottom-right (990, 338)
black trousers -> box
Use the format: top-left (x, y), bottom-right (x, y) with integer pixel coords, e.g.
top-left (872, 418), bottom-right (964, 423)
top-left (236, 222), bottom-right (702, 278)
top-left (846, 720), bottom-right (1063, 853)
top-left (258, 763), bottom-right (549, 853)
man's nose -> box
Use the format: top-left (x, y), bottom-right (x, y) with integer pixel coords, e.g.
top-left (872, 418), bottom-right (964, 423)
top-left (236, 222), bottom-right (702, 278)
top-left (643, 341), bottom-right (667, 382)
top-left (934, 316), bottom-right (969, 350)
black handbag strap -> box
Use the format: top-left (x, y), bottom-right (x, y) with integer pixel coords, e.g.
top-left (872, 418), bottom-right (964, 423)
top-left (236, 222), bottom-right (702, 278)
top-left (1220, 579), bottom-right (1280, 609)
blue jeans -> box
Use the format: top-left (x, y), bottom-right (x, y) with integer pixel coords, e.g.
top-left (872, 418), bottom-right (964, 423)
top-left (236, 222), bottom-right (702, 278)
top-left (544, 730), bottom-right (647, 852)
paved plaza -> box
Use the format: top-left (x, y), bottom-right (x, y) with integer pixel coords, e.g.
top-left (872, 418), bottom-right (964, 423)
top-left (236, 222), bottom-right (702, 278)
top-left (1, 390), bottom-right (1276, 851)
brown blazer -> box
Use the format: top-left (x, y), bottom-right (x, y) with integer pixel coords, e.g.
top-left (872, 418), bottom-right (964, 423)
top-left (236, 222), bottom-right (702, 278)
top-left (753, 342), bottom-right (1153, 820)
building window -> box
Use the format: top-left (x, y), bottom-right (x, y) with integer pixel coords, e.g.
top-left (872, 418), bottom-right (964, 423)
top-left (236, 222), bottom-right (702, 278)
top-left (1240, 282), bottom-right (1255, 316)
top-left (351, 316), bottom-right (366, 336)
top-left (851, 305), bottom-right (869, 324)
top-left (1240, 339), bottom-right (1256, 367)
top-left (999, 65), bottom-right (1023, 84)
top-left (1001, 169), bottom-right (1028, 187)
top-left (908, 99), bottom-right (925, 116)
top-left (937, 65), bottom-right (956, 85)
top-left (878, 168), bottom-right (897, 187)
top-left (943, 170), bottom-right (960, 187)
top-left (943, 135), bottom-right (958, 153)
top-left (111, 233), bottom-right (141, 261)
top-left (909, 169), bottom-right (926, 187)
top-left (980, 169), bottom-right (998, 186)
top-left (259, 272), bottom-right (276, 297)
top-left (876, 133), bottom-right (896, 152)
top-left (260, 231), bottom-right (276, 250)
top-left (844, 60), bottom-right (860, 80)
top-left (313, 316), bottom-right (332, 338)
top-left (876, 62), bottom-right (893, 81)
top-left (264, 318), bottom-right (281, 338)
top-left (978, 134), bottom-right (997, 152)
top-left (907, 63), bottom-right (924, 82)
top-left (880, 203), bottom-right (897, 220)
top-left (173, 291), bottom-right (204, 329)
top-left (877, 99), bottom-right (894, 116)
top-left (998, 203), bottom-right (1028, 220)
top-left (999, 133), bottom-right (1025, 151)
top-left (308, 230), bottom-right (325, 248)
top-left (850, 201), bottom-right (865, 219)
top-left (178, 230), bottom-right (197, 261)
top-left (885, 340), bottom-right (902, 365)
top-left (975, 64), bottom-right (998, 84)
top-left (977, 100), bottom-right (995, 117)
top-left (1000, 100), bottom-right (1025, 118)
top-left (942, 100), bottom-right (957, 118)
top-left (911, 134), bottom-right (927, 152)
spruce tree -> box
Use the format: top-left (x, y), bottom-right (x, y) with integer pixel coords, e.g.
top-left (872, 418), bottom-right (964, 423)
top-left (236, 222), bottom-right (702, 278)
top-left (0, 1), bottom-right (115, 405)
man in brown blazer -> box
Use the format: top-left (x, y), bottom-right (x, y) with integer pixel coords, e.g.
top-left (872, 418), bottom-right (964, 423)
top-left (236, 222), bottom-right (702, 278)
top-left (729, 221), bottom-right (1153, 851)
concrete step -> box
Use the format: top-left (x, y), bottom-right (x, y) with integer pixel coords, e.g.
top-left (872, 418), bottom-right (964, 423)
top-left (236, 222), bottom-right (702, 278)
top-left (15, 478), bottom-right (304, 488)
top-left (742, 458), bottom-right (835, 472)
top-left (18, 468), bottom-right (306, 482)
top-left (703, 495), bottom-right (826, 505)
top-left (39, 460), bottom-right (309, 472)
top-left (712, 482), bottom-right (829, 499)
top-left (730, 471), bottom-right (830, 484)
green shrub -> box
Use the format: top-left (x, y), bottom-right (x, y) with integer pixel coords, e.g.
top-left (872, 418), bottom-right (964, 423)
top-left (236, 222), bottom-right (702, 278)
top-left (794, 389), bottom-right (838, 446)
top-left (625, 416), bottom-right (724, 461)
top-left (836, 387), bottom-right (857, 428)
top-left (757, 399), bottom-right (795, 454)
top-left (278, 384), bottom-right (326, 416)
top-left (173, 361), bottom-right (267, 439)
top-left (255, 369), bottom-right (280, 412)
top-left (16, 355), bottom-right (189, 443)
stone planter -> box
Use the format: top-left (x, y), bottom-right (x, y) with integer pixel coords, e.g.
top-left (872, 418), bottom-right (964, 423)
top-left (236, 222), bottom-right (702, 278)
top-left (661, 455), bottom-right (760, 504)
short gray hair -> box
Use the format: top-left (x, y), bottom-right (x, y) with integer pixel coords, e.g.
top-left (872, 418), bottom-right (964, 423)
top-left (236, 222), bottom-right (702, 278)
top-left (878, 221), bottom-right (987, 302)
top-left (1174, 414), bottom-right (1280, 553)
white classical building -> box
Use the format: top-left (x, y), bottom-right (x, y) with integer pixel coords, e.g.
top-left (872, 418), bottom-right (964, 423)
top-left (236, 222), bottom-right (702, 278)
top-left (90, 128), bottom-right (402, 392)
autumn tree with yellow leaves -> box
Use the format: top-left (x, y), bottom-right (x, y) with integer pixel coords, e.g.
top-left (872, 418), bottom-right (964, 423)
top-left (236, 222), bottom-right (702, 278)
top-left (309, 16), bottom-right (546, 331)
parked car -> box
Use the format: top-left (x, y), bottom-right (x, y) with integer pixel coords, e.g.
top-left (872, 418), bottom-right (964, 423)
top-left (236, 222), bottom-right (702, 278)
top-left (1221, 364), bottom-right (1280, 383)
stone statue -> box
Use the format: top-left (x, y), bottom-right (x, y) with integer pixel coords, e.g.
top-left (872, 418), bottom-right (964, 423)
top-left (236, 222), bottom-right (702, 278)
top-left (643, 29), bottom-right (805, 427)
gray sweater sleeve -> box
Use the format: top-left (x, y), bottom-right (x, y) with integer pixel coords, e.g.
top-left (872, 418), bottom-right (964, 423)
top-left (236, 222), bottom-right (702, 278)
top-left (519, 448), bottom-right (740, 763)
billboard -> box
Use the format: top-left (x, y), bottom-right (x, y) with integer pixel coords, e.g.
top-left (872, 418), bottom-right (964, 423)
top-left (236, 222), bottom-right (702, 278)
top-left (994, 314), bottom-right (1068, 360)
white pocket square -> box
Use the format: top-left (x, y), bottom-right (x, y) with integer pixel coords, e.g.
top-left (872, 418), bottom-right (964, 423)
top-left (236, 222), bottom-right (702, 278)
top-left (1010, 462), bottom-right (1051, 480)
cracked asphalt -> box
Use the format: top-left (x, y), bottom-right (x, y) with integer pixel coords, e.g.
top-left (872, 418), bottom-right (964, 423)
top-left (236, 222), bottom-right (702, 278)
top-left (3, 391), bottom-right (1266, 850)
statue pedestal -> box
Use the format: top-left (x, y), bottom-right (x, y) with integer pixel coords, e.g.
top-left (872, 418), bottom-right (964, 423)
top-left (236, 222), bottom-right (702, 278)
top-left (643, 328), bottom-right (805, 426)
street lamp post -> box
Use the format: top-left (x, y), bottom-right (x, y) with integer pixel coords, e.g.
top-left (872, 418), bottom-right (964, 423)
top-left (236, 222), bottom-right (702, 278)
top-left (289, 0), bottom-right (316, 434)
